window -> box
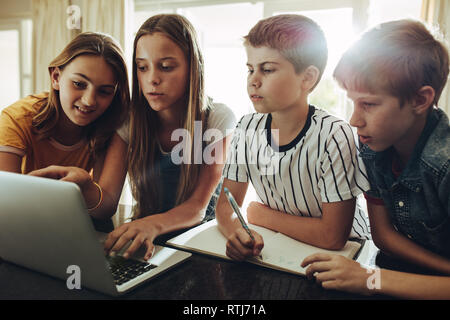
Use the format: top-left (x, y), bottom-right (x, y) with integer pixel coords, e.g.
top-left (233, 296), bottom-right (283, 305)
top-left (0, 19), bottom-right (32, 111)
top-left (0, 29), bottom-right (20, 110)
top-left (133, 2), bottom-right (264, 121)
top-left (271, 7), bottom-right (356, 119)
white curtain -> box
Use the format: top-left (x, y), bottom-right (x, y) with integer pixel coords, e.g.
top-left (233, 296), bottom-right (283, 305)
top-left (81, 0), bottom-right (132, 50)
top-left (31, 0), bottom-right (132, 94)
top-left (32, 0), bottom-right (79, 93)
top-left (421, 0), bottom-right (450, 114)
top-left (81, 0), bottom-right (134, 82)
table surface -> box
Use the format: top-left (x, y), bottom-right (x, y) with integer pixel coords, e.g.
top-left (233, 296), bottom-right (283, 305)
top-left (0, 204), bottom-right (392, 300)
top-left (0, 249), bottom-right (381, 300)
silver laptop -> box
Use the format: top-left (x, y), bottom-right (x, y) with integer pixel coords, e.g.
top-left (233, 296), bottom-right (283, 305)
top-left (0, 171), bottom-right (191, 296)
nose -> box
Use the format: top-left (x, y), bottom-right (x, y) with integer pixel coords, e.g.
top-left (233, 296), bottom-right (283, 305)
top-left (148, 68), bottom-right (161, 86)
top-left (248, 72), bottom-right (261, 89)
top-left (81, 88), bottom-right (96, 107)
top-left (349, 107), bottom-right (365, 128)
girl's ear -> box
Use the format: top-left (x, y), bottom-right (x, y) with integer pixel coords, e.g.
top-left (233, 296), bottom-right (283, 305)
top-left (50, 67), bottom-right (61, 91)
top-left (413, 85), bottom-right (435, 115)
top-left (301, 65), bottom-right (320, 92)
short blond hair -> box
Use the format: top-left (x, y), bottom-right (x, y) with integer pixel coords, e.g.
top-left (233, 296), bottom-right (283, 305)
top-left (244, 14), bottom-right (328, 90)
top-left (334, 19), bottom-right (449, 107)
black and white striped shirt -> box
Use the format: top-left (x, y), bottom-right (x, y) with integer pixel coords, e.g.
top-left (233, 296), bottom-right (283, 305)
top-left (224, 105), bottom-right (371, 238)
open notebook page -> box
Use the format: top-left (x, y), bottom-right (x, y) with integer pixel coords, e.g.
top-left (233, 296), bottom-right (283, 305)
top-left (166, 219), bottom-right (361, 276)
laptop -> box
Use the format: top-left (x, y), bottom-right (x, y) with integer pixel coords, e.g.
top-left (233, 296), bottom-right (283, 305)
top-left (0, 171), bottom-right (191, 296)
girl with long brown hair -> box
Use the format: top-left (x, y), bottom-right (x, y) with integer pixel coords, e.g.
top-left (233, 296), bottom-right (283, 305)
top-left (37, 14), bottom-right (236, 258)
top-left (102, 14), bottom-right (236, 260)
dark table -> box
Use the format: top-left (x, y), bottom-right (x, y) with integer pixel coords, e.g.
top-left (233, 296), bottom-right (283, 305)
top-left (0, 250), bottom-right (375, 300)
top-left (0, 205), bottom-right (392, 304)
top-left (0, 234), bottom-right (392, 304)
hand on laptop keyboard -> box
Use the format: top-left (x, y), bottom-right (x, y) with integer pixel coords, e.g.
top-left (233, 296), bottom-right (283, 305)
top-left (108, 255), bottom-right (157, 285)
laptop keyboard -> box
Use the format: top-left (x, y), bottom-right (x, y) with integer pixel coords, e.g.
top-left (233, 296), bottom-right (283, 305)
top-left (107, 255), bottom-right (157, 286)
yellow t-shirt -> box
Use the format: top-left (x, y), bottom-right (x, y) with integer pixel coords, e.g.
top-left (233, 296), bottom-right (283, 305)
top-left (0, 93), bottom-right (93, 173)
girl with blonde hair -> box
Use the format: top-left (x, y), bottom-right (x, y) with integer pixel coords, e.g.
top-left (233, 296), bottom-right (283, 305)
top-left (0, 32), bottom-right (130, 227)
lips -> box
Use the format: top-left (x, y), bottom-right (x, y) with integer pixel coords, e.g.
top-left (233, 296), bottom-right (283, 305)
top-left (74, 105), bottom-right (95, 114)
top-left (147, 92), bottom-right (164, 100)
top-left (358, 135), bottom-right (372, 145)
top-left (250, 94), bottom-right (263, 101)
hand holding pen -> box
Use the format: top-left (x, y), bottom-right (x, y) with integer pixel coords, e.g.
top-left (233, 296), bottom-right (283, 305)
top-left (223, 187), bottom-right (264, 261)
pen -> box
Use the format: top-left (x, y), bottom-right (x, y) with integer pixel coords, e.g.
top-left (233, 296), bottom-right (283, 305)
top-left (223, 187), bottom-right (255, 240)
top-left (223, 188), bottom-right (263, 260)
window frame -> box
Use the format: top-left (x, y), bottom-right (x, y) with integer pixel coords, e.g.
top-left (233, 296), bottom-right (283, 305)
top-left (0, 17), bottom-right (32, 101)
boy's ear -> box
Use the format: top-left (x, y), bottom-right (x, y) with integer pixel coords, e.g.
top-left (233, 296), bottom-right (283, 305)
top-left (413, 85), bottom-right (435, 115)
top-left (301, 66), bottom-right (320, 92)
top-left (49, 67), bottom-right (61, 91)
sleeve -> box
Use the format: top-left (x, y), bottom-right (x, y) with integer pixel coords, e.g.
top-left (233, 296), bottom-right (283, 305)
top-left (222, 116), bottom-right (249, 183)
top-left (0, 108), bottom-right (28, 156)
top-left (205, 103), bottom-right (237, 140)
top-left (364, 192), bottom-right (385, 205)
top-left (318, 123), bottom-right (371, 202)
top-left (361, 153), bottom-right (382, 200)
top-left (116, 117), bottom-right (130, 144)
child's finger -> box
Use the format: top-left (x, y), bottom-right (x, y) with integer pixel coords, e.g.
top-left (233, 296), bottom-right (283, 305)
top-left (304, 261), bottom-right (334, 280)
top-left (236, 228), bottom-right (256, 247)
top-left (28, 166), bottom-right (66, 179)
top-left (144, 241), bottom-right (155, 260)
top-left (301, 252), bottom-right (333, 268)
top-left (314, 269), bottom-right (338, 284)
top-left (104, 225), bottom-right (129, 253)
top-left (108, 231), bottom-right (135, 256)
top-left (251, 231), bottom-right (264, 256)
top-left (226, 243), bottom-right (246, 261)
top-left (123, 234), bottom-right (147, 259)
top-left (226, 234), bottom-right (253, 260)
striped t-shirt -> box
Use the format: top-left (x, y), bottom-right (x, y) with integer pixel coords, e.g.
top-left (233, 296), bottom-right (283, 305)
top-left (223, 105), bottom-right (371, 239)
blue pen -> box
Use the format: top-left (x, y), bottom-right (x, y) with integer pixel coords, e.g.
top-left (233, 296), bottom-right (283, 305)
top-left (223, 188), bottom-right (263, 260)
top-left (223, 187), bottom-right (255, 241)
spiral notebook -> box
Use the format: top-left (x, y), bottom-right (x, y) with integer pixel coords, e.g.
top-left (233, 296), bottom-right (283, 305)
top-left (166, 219), bottom-right (362, 276)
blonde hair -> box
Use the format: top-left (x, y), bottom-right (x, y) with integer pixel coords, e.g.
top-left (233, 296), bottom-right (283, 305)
top-left (333, 19), bottom-right (449, 107)
top-left (32, 32), bottom-right (130, 157)
top-left (244, 14), bottom-right (328, 90)
top-left (128, 14), bottom-right (211, 218)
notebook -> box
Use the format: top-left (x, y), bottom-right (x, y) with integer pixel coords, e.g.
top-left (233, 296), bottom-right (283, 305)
top-left (0, 171), bottom-right (191, 296)
top-left (167, 219), bottom-right (362, 276)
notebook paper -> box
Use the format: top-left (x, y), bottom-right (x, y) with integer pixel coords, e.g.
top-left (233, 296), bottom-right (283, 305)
top-left (167, 219), bottom-right (361, 276)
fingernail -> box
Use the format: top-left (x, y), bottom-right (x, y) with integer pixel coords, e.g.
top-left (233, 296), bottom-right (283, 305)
top-left (123, 253), bottom-right (129, 259)
top-left (109, 251), bottom-right (116, 257)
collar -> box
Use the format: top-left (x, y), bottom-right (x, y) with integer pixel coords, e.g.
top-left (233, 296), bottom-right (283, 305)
top-left (266, 105), bottom-right (314, 152)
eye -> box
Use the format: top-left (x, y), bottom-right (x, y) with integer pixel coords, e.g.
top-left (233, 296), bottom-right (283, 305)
top-left (362, 102), bottom-right (376, 108)
top-left (247, 68), bottom-right (254, 75)
top-left (72, 81), bottom-right (87, 89)
top-left (98, 88), bottom-right (115, 96)
top-left (262, 68), bottom-right (274, 74)
top-left (137, 65), bottom-right (147, 72)
top-left (160, 64), bottom-right (175, 71)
